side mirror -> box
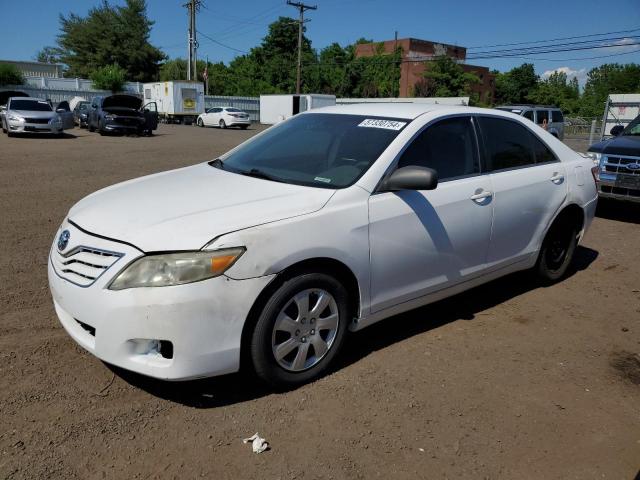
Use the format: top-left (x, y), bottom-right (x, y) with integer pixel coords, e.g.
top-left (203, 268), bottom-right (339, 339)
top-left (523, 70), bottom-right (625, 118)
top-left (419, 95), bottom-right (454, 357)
top-left (610, 125), bottom-right (624, 136)
top-left (381, 166), bottom-right (438, 191)
top-left (56, 108), bottom-right (66, 113)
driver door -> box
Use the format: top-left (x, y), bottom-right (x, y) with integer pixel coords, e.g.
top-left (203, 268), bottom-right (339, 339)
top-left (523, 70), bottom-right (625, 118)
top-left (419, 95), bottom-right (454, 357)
top-left (368, 115), bottom-right (494, 313)
top-left (142, 102), bottom-right (158, 131)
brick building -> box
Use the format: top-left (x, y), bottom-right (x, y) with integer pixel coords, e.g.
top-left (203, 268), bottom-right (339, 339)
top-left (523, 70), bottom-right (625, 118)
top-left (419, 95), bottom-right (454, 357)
top-left (354, 38), bottom-right (495, 103)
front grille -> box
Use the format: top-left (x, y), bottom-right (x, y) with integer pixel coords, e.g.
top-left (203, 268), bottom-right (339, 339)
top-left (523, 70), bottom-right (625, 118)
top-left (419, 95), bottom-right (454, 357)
top-left (603, 155), bottom-right (640, 175)
top-left (52, 246), bottom-right (123, 287)
top-left (24, 118), bottom-right (50, 124)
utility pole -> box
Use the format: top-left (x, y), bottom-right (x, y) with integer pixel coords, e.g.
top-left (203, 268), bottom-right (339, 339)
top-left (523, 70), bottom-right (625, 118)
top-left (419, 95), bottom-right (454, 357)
top-left (184, 0), bottom-right (200, 81)
top-left (287, 0), bottom-right (317, 94)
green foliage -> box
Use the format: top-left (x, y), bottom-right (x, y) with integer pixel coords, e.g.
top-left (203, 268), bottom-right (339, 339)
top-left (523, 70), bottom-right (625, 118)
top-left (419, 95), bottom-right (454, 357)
top-left (578, 63), bottom-right (640, 117)
top-left (35, 46), bottom-right (62, 64)
top-left (494, 63), bottom-right (538, 105)
top-left (56, 0), bottom-right (165, 81)
top-left (528, 71), bottom-right (580, 114)
top-left (418, 56), bottom-right (481, 97)
top-left (90, 64), bottom-right (126, 92)
top-left (0, 63), bottom-right (24, 86)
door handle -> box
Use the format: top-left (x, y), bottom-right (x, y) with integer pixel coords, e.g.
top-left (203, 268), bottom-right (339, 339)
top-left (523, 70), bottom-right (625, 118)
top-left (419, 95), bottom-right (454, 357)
top-left (550, 173), bottom-right (564, 184)
top-left (470, 190), bottom-right (493, 203)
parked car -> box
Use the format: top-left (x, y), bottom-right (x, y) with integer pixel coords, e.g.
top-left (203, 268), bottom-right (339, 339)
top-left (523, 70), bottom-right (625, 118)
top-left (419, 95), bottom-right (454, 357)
top-left (588, 114), bottom-right (640, 203)
top-left (88, 94), bottom-right (158, 136)
top-left (73, 101), bottom-right (91, 128)
top-left (197, 106), bottom-right (250, 129)
top-left (49, 104), bottom-right (597, 387)
top-left (1, 97), bottom-right (69, 136)
top-left (495, 105), bottom-right (565, 140)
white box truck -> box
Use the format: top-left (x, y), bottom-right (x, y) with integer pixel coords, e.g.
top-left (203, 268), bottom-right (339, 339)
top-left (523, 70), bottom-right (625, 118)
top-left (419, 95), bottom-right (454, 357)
top-left (259, 94), bottom-right (336, 124)
top-left (142, 81), bottom-right (205, 125)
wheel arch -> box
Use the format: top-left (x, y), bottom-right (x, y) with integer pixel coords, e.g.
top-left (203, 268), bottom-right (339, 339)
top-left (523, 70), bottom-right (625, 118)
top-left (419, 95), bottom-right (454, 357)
top-left (239, 257), bottom-right (361, 371)
top-left (542, 202), bottom-right (585, 246)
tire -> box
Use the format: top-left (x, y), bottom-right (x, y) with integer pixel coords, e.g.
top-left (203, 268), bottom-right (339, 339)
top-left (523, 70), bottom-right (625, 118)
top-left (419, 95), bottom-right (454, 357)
top-left (219, 119), bottom-right (226, 129)
top-left (88, 123), bottom-right (95, 132)
top-left (197, 117), bottom-right (204, 127)
top-left (535, 220), bottom-right (578, 284)
top-left (2, 119), bottom-right (7, 133)
top-left (250, 273), bottom-right (350, 388)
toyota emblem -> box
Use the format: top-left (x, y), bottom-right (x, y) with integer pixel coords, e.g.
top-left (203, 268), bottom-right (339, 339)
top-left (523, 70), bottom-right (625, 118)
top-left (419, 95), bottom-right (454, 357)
top-left (57, 230), bottom-right (70, 251)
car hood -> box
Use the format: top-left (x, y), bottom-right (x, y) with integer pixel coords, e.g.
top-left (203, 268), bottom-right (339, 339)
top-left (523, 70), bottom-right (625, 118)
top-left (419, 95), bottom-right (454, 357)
top-left (68, 163), bottom-right (335, 252)
top-left (589, 134), bottom-right (640, 157)
top-left (102, 95), bottom-right (142, 110)
top-left (12, 110), bottom-right (56, 119)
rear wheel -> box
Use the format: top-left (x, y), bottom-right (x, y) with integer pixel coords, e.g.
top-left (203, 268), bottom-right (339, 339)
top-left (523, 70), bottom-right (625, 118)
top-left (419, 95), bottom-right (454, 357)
top-left (219, 119), bottom-right (226, 129)
top-left (2, 119), bottom-right (7, 133)
top-left (536, 220), bottom-right (578, 283)
top-left (250, 273), bottom-right (349, 388)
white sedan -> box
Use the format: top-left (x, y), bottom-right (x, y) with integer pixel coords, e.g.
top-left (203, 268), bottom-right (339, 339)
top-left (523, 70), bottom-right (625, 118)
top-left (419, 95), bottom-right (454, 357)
top-left (49, 104), bottom-right (598, 387)
top-left (197, 106), bottom-right (250, 129)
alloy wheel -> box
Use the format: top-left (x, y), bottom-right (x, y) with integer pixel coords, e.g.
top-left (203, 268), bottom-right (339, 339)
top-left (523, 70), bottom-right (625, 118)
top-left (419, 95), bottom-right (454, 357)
top-left (271, 288), bottom-right (339, 372)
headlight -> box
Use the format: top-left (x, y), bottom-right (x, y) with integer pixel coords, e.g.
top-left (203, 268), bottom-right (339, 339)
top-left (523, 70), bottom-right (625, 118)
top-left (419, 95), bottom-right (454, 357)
top-left (587, 152), bottom-right (602, 165)
top-left (8, 114), bottom-right (24, 122)
top-left (50, 115), bottom-right (62, 125)
top-left (105, 114), bottom-right (115, 121)
top-left (108, 248), bottom-right (245, 290)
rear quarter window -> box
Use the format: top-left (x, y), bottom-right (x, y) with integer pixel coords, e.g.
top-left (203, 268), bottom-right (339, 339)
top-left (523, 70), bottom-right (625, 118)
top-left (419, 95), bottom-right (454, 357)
top-left (552, 110), bottom-right (564, 123)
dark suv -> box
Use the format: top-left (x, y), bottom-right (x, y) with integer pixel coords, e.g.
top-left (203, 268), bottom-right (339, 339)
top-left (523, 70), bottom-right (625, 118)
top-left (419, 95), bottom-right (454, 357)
top-left (589, 115), bottom-right (640, 203)
top-left (88, 94), bottom-right (158, 135)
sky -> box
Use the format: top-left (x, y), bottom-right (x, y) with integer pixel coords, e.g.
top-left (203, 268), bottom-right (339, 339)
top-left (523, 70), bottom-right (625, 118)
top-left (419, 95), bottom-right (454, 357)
top-left (1, 0), bottom-right (639, 87)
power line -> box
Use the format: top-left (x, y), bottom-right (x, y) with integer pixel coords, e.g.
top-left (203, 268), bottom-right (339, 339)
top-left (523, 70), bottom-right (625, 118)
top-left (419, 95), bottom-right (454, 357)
top-left (197, 30), bottom-right (249, 54)
top-left (467, 39), bottom-right (640, 60)
top-left (467, 35), bottom-right (640, 57)
top-left (466, 27), bottom-right (640, 49)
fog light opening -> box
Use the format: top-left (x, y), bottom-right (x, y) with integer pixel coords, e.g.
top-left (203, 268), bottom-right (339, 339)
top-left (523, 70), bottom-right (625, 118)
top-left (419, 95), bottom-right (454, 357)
top-left (159, 340), bottom-right (173, 359)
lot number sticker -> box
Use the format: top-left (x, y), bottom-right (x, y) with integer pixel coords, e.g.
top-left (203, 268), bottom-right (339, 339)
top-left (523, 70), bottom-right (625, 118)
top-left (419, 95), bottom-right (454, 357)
top-left (358, 119), bottom-right (407, 130)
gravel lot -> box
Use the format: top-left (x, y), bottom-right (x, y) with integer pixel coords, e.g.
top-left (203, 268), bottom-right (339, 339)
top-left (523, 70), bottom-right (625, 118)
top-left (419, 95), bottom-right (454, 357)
top-left (1, 124), bottom-right (639, 479)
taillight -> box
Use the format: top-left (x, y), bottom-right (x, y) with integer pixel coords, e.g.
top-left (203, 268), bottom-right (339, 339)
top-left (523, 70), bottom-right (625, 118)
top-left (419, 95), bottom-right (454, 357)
top-left (591, 165), bottom-right (599, 183)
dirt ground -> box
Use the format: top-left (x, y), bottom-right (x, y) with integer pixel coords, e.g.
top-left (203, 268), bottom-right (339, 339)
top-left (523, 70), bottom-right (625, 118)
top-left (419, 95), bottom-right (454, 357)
top-left (1, 124), bottom-right (639, 480)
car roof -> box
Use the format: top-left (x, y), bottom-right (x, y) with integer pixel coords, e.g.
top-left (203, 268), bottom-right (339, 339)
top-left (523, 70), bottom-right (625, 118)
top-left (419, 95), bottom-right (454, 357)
top-left (309, 102), bottom-right (468, 119)
top-left (498, 104), bottom-right (561, 110)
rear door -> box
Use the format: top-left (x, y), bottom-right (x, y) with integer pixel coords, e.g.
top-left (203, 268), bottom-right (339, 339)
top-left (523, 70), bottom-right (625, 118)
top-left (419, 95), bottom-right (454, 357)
top-left (56, 101), bottom-right (75, 129)
top-left (368, 115), bottom-right (494, 312)
top-left (476, 115), bottom-right (567, 268)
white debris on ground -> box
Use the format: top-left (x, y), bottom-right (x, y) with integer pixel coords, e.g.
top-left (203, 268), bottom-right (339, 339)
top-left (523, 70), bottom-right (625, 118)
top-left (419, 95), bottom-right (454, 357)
top-left (243, 433), bottom-right (269, 453)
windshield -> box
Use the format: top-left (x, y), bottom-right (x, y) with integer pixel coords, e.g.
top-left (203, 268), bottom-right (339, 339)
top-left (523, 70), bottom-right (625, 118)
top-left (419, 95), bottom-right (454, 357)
top-left (621, 115), bottom-right (640, 136)
top-left (10, 99), bottom-right (52, 112)
top-left (78, 102), bottom-right (90, 111)
top-left (217, 113), bottom-right (410, 188)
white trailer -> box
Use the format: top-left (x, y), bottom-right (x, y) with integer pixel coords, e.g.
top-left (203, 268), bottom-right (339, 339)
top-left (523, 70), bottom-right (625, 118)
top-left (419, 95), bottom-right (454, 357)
top-left (259, 94), bottom-right (336, 124)
top-left (142, 81), bottom-right (205, 125)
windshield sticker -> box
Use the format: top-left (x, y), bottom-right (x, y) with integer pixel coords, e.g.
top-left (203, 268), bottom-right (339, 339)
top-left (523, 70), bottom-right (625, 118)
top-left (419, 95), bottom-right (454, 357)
top-left (314, 176), bottom-right (331, 183)
top-left (358, 119), bottom-right (407, 130)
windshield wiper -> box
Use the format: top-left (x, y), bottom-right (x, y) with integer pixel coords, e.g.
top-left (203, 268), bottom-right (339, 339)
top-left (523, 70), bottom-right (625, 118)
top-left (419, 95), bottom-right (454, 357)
top-left (208, 158), bottom-right (224, 169)
top-left (238, 168), bottom-right (283, 183)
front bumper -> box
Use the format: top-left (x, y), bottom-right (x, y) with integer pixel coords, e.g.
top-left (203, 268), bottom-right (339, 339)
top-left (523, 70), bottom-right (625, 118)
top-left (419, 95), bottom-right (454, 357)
top-left (48, 222), bottom-right (274, 380)
top-left (597, 179), bottom-right (640, 203)
top-left (102, 121), bottom-right (144, 132)
top-left (8, 119), bottom-right (62, 134)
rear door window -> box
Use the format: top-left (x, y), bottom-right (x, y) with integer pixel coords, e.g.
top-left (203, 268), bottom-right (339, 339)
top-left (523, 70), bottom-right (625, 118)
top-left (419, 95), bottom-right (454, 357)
top-left (551, 110), bottom-right (564, 123)
top-left (536, 110), bottom-right (549, 125)
top-left (477, 116), bottom-right (536, 171)
top-left (397, 116), bottom-right (480, 181)
top-left (523, 110), bottom-right (534, 121)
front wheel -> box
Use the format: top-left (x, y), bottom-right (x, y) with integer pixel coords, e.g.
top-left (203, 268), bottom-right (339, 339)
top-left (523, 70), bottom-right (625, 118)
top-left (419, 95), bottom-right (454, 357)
top-left (197, 117), bottom-right (204, 127)
top-left (536, 221), bottom-right (578, 283)
top-left (250, 273), bottom-right (350, 388)
top-left (219, 119), bottom-right (226, 129)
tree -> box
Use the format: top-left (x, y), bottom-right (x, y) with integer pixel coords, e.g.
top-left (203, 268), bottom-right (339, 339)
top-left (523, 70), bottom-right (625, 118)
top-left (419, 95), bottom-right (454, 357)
top-left (579, 63), bottom-right (640, 117)
top-left (0, 63), bottom-right (24, 86)
top-left (90, 64), bottom-right (126, 92)
top-left (528, 71), bottom-right (580, 114)
top-left (34, 47), bottom-right (62, 64)
top-left (419, 56), bottom-right (481, 97)
top-left (55, 0), bottom-right (165, 81)
top-left (493, 63), bottom-right (539, 105)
